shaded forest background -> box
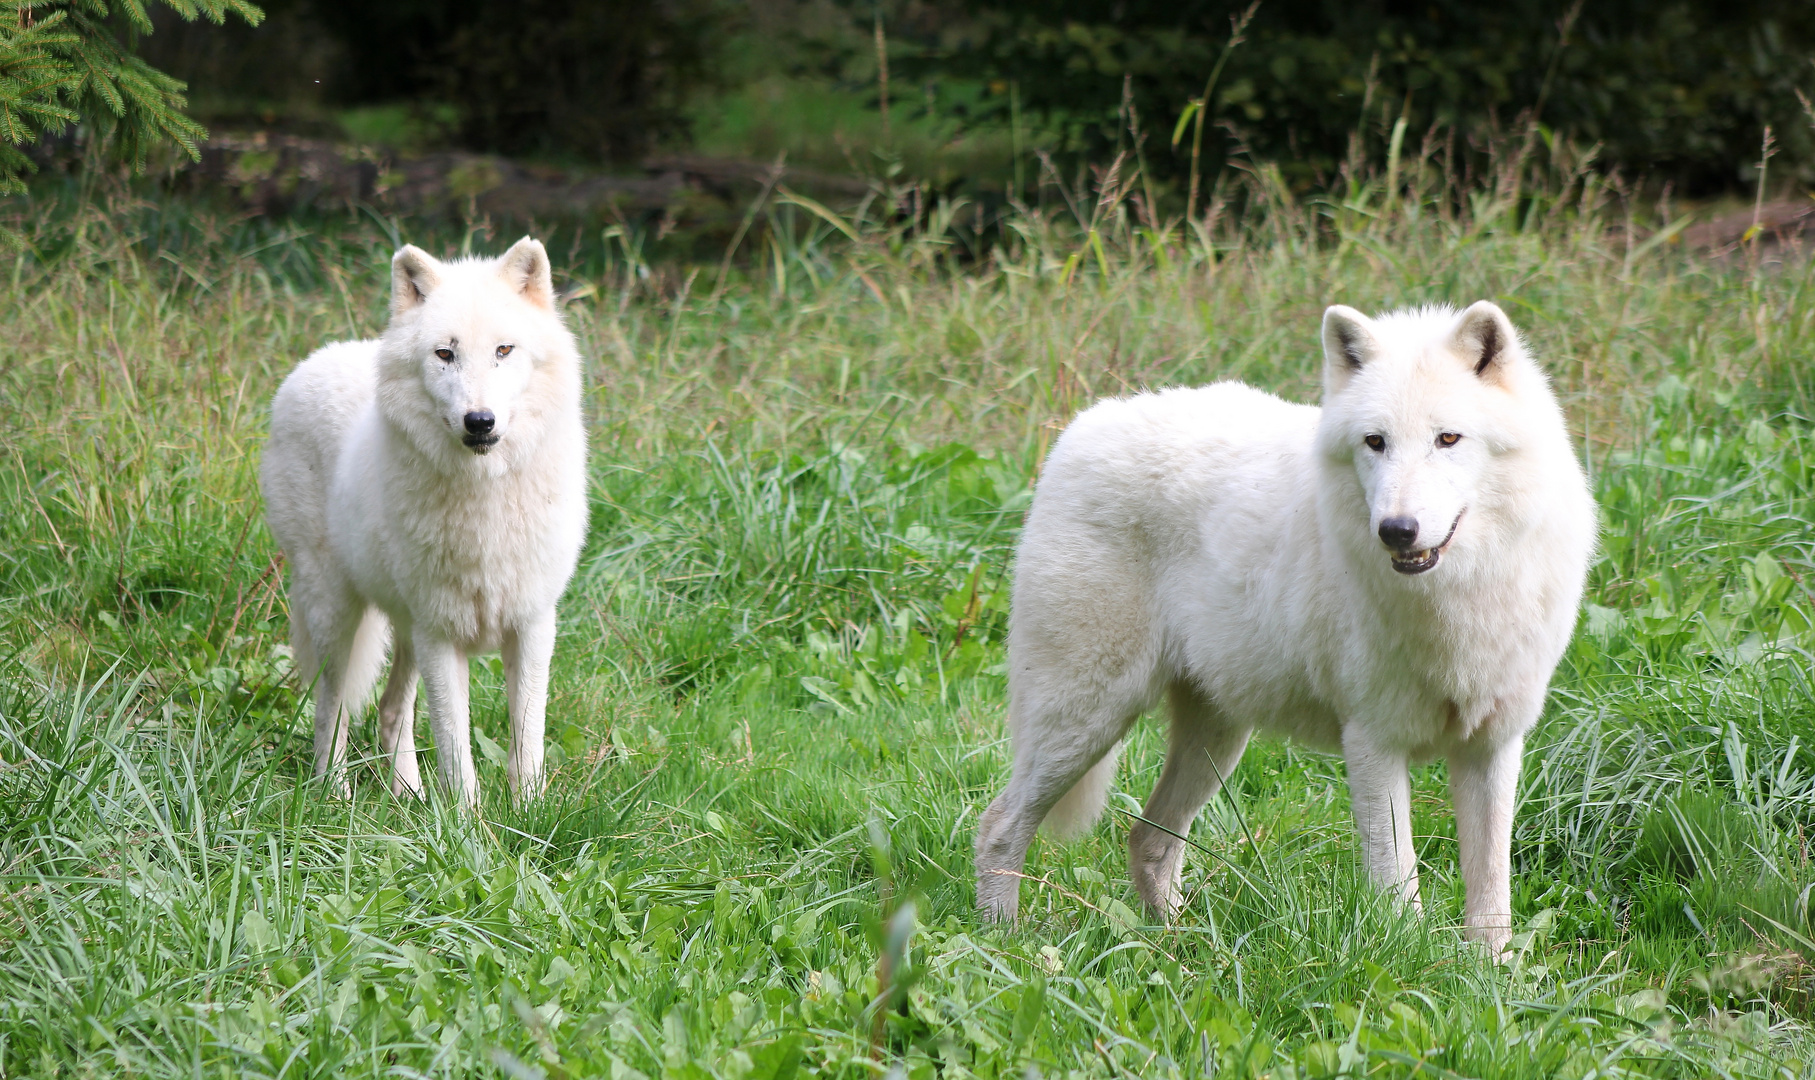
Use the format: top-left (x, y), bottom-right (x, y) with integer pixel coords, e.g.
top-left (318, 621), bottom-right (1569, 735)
top-left (135, 0), bottom-right (1815, 199)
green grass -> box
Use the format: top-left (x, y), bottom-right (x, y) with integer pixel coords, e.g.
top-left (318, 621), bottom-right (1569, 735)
top-left (5, 161), bottom-right (1815, 1078)
top-left (686, 74), bottom-right (1019, 190)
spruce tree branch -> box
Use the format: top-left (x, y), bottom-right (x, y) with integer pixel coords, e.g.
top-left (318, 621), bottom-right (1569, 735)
top-left (0, 0), bottom-right (261, 191)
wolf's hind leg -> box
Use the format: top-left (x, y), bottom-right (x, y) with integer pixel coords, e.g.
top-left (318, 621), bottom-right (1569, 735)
top-left (307, 601), bottom-right (385, 796)
top-left (1129, 681), bottom-right (1251, 920)
top-left (377, 631), bottom-right (423, 798)
top-left (977, 530), bottom-right (1163, 922)
top-left (975, 694), bottom-right (1147, 922)
top-left (310, 668), bottom-right (350, 796)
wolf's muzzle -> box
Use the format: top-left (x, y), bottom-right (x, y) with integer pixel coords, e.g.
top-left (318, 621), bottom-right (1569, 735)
top-left (1388, 510), bottom-right (1463, 575)
top-left (462, 409), bottom-right (499, 452)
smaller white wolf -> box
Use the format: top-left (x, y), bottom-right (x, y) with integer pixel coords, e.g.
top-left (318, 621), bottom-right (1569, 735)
top-left (262, 238), bottom-right (587, 805)
top-left (975, 302), bottom-right (1595, 951)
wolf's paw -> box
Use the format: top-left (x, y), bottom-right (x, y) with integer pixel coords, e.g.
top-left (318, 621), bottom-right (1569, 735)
top-left (975, 867), bottom-right (1025, 923)
top-left (1132, 876), bottom-right (1184, 924)
top-left (1128, 831), bottom-right (1186, 921)
top-left (1464, 918), bottom-right (1514, 960)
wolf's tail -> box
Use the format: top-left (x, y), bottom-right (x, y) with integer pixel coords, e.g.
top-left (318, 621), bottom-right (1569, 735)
top-left (290, 604), bottom-right (389, 713)
top-left (338, 608), bottom-right (391, 717)
top-left (1040, 743), bottom-right (1123, 841)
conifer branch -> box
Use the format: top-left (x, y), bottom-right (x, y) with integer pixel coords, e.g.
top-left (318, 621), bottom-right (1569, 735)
top-left (0, 0), bottom-right (261, 193)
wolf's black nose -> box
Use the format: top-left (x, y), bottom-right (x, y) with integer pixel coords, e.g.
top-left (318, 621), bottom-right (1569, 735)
top-left (463, 410), bottom-right (495, 435)
top-left (1378, 516), bottom-right (1419, 550)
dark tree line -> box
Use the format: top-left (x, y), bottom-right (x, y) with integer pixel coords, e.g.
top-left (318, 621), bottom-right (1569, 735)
top-left (141, 0), bottom-right (720, 165)
top-left (137, 0), bottom-right (1815, 193)
top-left (896, 0), bottom-right (1815, 194)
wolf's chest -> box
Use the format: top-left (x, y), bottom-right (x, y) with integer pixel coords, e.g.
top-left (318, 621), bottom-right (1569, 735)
top-left (386, 469), bottom-right (579, 644)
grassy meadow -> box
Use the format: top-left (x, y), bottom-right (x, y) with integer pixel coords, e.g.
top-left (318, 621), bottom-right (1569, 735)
top-left (4, 161), bottom-right (1815, 1078)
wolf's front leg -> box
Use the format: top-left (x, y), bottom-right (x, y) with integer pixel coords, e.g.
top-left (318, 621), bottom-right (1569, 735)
top-left (415, 631), bottom-right (478, 807)
top-left (1449, 730), bottom-right (1525, 954)
top-left (503, 610), bottom-right (557, 802)
top-left (1341, 724), bottom-right (1421, 912)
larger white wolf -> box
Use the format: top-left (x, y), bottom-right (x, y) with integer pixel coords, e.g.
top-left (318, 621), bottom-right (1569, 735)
top-left (262, 238), bottom-right (587, 806)
top-left (975, 302), bottom-right (1594, 950)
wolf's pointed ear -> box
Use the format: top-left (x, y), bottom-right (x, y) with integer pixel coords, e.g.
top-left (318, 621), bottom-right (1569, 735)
top-left (1450, 301), bottom-right (1518, 384)
top-left (391, 245), bottom-right (442, 317)
top-left (498, 236), bottom-right (554, 310)
top-left (1321, 305), bottom-right (1379, 393)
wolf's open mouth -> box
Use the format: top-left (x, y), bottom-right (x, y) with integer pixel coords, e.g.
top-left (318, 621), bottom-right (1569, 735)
top-left (1390, 510), bottom-right (1464, 575)
top-left (462, 434), bottom-right (500, 453)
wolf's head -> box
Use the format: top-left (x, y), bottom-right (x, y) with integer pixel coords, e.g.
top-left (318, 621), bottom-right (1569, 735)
top-left (377, 237), bottom-right (578, 475)
top-left (1315, 301), bottom-right (1574, 578)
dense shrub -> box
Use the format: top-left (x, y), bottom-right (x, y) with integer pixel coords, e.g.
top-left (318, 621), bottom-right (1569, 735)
top-left (133, 0), bottom-right (1815, 192)
top-left (898, 0), bottom-right (1815, 193)
top-left (316, 0), bottom-right (718, 164)
top-left (142, 0), bottom-right (721, 164)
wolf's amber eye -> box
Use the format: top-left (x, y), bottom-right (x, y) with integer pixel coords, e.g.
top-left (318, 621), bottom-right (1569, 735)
top-left (1364, 434), bottom-right (1386, 451)
top-left (434, 348), bottom-right (454, 361)
top-left (1437, 432), bottom-right (1462, 447)
top-left (496, 344), bottom-right (514, 358)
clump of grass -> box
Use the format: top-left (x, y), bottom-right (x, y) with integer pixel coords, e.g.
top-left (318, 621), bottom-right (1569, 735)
top-left (4, 139), bottom-right (1815, 1075)
top-left (686, 74), bottom-right (1019, 189)
top-left (1633, 792), bottom-right (1752, 883)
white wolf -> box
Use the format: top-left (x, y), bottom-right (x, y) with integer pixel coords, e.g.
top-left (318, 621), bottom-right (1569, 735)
top-left (262, 238), bottom-right (587, 806)
top-left (975, 302), bottom-right (1594, 950)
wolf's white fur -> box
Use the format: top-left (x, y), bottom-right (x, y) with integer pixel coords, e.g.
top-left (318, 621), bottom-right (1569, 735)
top-left (262, 238), bottom-right (587, 806)
top-left (975, 301), bottom-right (1594, 951)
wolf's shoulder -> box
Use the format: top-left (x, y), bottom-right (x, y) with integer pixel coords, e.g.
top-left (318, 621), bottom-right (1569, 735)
top-left (275, 338), bottom-right (380, 389)
top-left (1039, 383), bottom-right (1319, 508)
top-left (1033, 382), bottom-right (1319, 533)
top-left (272, 339), bottom-right (380, 413)
top-left (1062, 382), bottom-right (1317, 450)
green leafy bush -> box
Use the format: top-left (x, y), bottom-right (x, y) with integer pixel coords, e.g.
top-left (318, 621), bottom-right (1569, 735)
top-left (302, 0), bottom-right (719, 164)
top-left (902, 0), bottom-right (1815, 193)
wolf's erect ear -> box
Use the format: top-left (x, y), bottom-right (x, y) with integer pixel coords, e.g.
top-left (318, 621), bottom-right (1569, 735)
top-left (391, 245), bottom-right (442, 317)
top-left (498, 236), bottom-right (554, 310)
top-left (1322, 306), bottom-right (1379, 370)
top-left (1321, 305), bottom-right (1379, 392)
top-left (1450, 301), bottom-right (1518, 384)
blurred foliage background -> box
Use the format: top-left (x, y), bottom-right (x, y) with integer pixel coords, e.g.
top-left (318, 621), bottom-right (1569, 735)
top-left (119, 0), bottom-right (1815, 197)
top-left (900, 0), bottom-right (1815, 194)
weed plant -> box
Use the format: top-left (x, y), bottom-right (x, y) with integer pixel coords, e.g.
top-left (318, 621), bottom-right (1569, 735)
top-left (4, 146), bottom-right (1815, 1077)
